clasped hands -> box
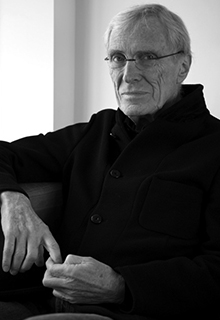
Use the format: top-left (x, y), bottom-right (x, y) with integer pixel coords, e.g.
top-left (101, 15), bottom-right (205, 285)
top-left (43, 255), bottom-right (125, 305)
top-left (0, 191), bottom-right (125, 305)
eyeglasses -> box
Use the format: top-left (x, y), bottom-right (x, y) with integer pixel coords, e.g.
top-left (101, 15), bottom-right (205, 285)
top-left (104, 51), bottom-right (184, 70)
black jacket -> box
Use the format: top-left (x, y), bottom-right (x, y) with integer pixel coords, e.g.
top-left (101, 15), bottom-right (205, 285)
top-left (1, 84), bottom-right (220, 319)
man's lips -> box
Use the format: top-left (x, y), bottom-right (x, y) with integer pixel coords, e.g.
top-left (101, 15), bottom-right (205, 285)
top-left (121, 91), bottom-right (148, 96)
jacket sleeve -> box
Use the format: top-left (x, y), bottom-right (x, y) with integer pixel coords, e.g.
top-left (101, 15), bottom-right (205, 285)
top-left (116, 169), bottom-right (220, 317)
top-left (0, 121), bottom-right (92, 194)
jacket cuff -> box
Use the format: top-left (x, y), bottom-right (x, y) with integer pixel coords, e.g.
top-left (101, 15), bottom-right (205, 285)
top-left (114, 267), bottom-right (135, 314)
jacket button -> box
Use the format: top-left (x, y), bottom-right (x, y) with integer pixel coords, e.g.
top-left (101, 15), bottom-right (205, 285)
top-left (110, 169), bottom-right (121, 178)
top-left (90, 214), bottom-right (102, 224)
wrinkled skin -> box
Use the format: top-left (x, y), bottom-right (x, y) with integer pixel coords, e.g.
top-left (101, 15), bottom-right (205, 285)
top-left (43, 255), bottom-right (125, 305)
top-left (108, 17), bottom-right (191, 123)
top-left (1, 191), bottom-right (62, 275)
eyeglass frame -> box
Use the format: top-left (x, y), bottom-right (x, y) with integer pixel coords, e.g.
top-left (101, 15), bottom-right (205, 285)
top-left (104, 50), bottom-right (184, 69)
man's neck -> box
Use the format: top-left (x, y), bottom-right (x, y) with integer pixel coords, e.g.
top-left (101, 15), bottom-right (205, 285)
top-left (129, 92), bottom-right (183, 126)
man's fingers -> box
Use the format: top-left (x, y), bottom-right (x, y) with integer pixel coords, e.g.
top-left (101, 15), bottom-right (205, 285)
top-left (35, 244), bottom-right (45, 267)
top-left (3, 234), bottom-right (27, 275)
top-left (21, 232), bottom-right (62, 272)
top-left (64, 254), bottom-right (84, 264)
top-left (45, 257), bottom-right (75, 279)
top-left (8, 236), bottom-right (27, 275)
top-left (43, 232), bottom-right (62, 264)
top-left (45, 257), bottom-right (64, 277)
top-left (2, 232), bottom-right (61, 274)
top-left (2, 235), bottom-right (15, 272)
top-left (43, 270), bottom-right (66, 288)
top-left (20, 243), bottom-right (44, 272)
top-left (43, 260), bottom-right (66, 288)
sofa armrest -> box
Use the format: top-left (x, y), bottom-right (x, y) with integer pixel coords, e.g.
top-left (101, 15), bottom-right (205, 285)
top-left (20, 182), bottom-right (63, 233)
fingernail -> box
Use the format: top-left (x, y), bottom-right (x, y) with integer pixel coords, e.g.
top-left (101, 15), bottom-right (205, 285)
top-left (2, 266), bottom-right (9, 272)
top-left (10, 270), bottom-right (18, 276)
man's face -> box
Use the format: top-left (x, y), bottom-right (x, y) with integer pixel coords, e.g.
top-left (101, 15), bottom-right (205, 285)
top-left (107, 18), bottom-right (188, 122)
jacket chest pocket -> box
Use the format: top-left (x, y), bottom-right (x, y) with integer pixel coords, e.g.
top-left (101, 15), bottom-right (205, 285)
top-left (138, 177), bottom-right (203, 239)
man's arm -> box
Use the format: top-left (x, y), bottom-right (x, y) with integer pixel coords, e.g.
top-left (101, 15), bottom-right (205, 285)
top-left (0, 118), bottom-right (97, 274)
top-left (0, 191), bottom-right (62, 274)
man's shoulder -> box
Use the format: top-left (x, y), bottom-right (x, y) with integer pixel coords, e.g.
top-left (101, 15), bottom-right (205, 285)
top-left (70, 109), bottom-right (117, 137)
top-left (93, 108), bottom-right (117, 119)
top-left (88, 108), bottom-right (117, 127)
top-left (205, 113), bottom-right (220, 134)
top-left (55, 109), bottom-right (117, 134)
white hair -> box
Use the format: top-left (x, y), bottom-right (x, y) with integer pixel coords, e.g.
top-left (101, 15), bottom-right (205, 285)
top-left (104, 4), bottom-right (192, 58)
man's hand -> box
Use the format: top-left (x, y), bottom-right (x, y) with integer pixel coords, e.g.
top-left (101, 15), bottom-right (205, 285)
top-left (43, 255), bottom-right (125, 305)
top-left (0, 191), bottom-right (62, 275)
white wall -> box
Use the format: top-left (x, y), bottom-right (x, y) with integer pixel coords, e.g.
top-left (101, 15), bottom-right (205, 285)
top-left (54, 0), bottom-right (75, 130)
top-left (0, 0), bottom-right (54, 141)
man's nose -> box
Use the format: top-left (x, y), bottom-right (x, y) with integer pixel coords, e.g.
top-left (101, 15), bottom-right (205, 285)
top-left (122, 61), bottom-right (142, 83)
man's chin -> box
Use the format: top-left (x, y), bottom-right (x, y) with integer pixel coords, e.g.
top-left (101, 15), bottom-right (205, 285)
top-left (120, 105), bottom-right (159, 123)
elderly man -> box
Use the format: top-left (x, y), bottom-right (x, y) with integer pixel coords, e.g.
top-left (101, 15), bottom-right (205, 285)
top-left (0, 3), bottom-right (220, 320)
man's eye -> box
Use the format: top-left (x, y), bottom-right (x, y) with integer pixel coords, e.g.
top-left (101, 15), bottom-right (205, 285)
top-left (111, 54), bottom-right (126, 62)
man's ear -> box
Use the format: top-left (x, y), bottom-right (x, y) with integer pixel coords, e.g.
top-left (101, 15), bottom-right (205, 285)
top-left (177, 54), bottom-right (192, 84)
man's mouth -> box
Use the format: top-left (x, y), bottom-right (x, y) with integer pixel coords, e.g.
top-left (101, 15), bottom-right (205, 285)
top-left (122, 91), bottom-right (147, 96)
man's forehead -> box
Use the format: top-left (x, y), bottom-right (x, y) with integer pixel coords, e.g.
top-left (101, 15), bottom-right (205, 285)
top-left (108, 17), bottom-right (168, 52)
